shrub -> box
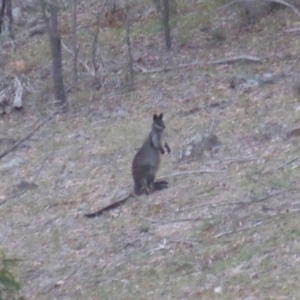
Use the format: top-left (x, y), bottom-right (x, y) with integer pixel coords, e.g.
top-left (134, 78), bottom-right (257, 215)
top-left (0, 251), bottom-right (21, 300)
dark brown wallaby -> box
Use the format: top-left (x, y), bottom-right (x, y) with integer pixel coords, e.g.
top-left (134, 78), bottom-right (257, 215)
top-left (84, 113), bottom-right (170, 218)
top-left (132, 113), bottom-right (170, 195)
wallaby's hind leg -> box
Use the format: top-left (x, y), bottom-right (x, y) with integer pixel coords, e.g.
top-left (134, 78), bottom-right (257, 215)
top-left (146, 174), bottom-right (155, 194)
top-left (134, 178), bottom-right (147, 195)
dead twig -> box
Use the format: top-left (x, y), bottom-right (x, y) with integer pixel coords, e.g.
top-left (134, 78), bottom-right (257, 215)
top-left (175, 199), bottom-right (246, 215)
top-left (215, 206), bottom-right (300, 239)
top-left (168, 238), bottom-right (202, 245)
top-left (145, 217), bottom-right (203, 224)
top-left (62, 41), bottom-right (93, 76)
top-left (0, 151), bottom-right (53, 206)
top-left (0, 105), bottom-right (66, 161)
top-left (214, 221), bottom-right (263, 238)
top-left (285, 27), bottom-right (300, 32)
top-left (263, 157), bottom-right (300, 175)
top-left (251, 189), bottom-right (295, 204)
top-left (158, 169), bottom-right (224, 180)
top-left (46, 267), bottom-right (79, 293)
top-left (177, 188), bottom-right (296, 214)
top-left (135, 55), bottom-right (263, 73)
top-left (217, 156), bottom-right (257, 163)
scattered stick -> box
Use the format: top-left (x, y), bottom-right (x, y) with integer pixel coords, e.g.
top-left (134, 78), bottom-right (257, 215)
top-left (174, 199), bottom-right (246, 215)
top-left (285, 27), bottom-right (300, 32)
top-left (214, 221), bottom-right (263, 238)
top-left (168, 238), bottom-right (202, 245)
top-left (135, 55), bottom-right (263, 73)
top-left (263, 157), bottom-right (300, 175)
top-left (220, 156), bottom-right (257, 163)
top-left (62, 41), bottom-right (93, 76)
top-left (215, 205), bottom-right (300, 239)
top-left (251, 188), bottom-right (295, 204)
top-left (172, 188), bottom-right (296, 215)
top-left (0, 152), bottom-right (53, 206)
top-left (145, 217), bottom-right (202, 224)
top-left (46, 267), bottom-right (79, 293)
top-left (0, 105), bottom-right (66, 161)
top-left (207, 55), bottom-right (264, 65)
top-left (158, 169), bottom-right (224, 180)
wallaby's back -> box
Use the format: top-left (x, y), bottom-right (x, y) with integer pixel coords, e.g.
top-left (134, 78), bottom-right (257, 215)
top-left (132, 113), bottom-right (169, 195)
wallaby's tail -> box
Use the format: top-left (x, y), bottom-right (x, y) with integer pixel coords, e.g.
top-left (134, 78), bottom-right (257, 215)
top-left (84, 194), bottom-right (132, 218)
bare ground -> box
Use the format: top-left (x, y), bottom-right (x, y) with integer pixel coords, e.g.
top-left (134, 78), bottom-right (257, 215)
top-left (1, 1), bottom-right (300, 299)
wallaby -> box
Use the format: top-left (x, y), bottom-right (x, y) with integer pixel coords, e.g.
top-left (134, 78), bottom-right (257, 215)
top-left (84, 113), bottom-right (170, 218)
top-left (132, 113), bottom-right (170, 195)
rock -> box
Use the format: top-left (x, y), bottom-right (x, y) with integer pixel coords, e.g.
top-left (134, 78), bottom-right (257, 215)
top-left (214, 286), bottom-right (222, 294)
top-left (179, 133), bottom-right (221, 162)
top-left (0, 158), bottom-right (24, 171)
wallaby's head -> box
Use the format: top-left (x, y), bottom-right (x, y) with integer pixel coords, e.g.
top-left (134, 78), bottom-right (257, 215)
top-left (152, 113), bottom-right (165, 131)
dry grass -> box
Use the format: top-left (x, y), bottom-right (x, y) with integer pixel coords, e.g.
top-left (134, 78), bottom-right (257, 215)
top-left (1, 1), bottom-right (300, 299)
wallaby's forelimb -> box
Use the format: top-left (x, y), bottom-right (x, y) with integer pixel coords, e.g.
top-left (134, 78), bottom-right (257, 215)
top-left (164, 142), bottom-right (171, 153)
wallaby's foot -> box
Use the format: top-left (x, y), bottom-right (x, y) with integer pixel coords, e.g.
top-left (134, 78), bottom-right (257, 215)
top-left (153, 180), bottom-right (168, 191)
top-left (134, 181), bottom-right (168, 195)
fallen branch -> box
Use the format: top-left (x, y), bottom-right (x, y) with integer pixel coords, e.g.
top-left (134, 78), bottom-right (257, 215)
top-left (251, 189), bottom-right (295, 204)
top-left (207, 55), bottom-right (264, 65)
top-left (214, 221), bottom-right (263, 238)
top-left (0, 105), bottom-right (66, 161)
top-left (173, 188), bottom-right (295, 215)
top-left (0, 152), bottom-right (52, 206)
top-left (135, 55), bottom-right (263, 73)
top-left (263, 156), bottom-right (300, 175)
top-left (46, 267), bottom-right (79, 294)
top-left (62, 41), bottom-right (94, 76)
top-left (174, 199), bottom-right (246, 215)
top-left (144, 217), bottom-right (203, 224)
top-left (158, 169), bottom-right (224, 180)
top-left (168, 238), bottom-right (202, 245)
top-left (285, 27), bottom-right (300, 32)
top-left (215, 206), bottom-right (300, 239)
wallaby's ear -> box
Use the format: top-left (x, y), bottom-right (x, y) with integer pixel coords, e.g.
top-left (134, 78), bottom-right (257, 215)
top-left (158, 113), bottom-right (163, 119)
top-left (153, 114), bottom-right (158, 121)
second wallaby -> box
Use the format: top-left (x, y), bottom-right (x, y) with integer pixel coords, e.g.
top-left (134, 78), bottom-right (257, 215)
top-left (132, 113), bottom-right (170, 195)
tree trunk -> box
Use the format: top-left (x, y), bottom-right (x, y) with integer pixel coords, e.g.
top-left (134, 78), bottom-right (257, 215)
top-left (0, 0), bottom-right (6, 33)
top-left (41, 0), bottom-right (67, 108)
top-left (162, 0), bottom-right (171, 50)
top-left (6, 0), bottom-right (13, 38)
top-left (72, 0), bottom-right (78, 85)
top-left (124, 0), bottom-right (133, 89)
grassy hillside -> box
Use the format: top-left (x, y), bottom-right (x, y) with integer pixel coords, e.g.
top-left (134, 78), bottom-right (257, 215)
top-left (1, 0), bottom-right (300, 299)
